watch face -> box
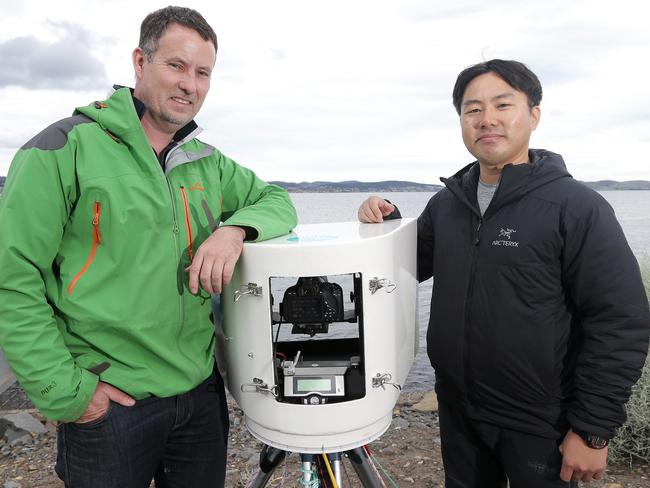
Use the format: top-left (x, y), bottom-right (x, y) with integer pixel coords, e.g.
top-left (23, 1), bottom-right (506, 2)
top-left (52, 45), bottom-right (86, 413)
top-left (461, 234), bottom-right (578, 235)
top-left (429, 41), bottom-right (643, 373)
top-left (587, 434), bottom-right (609, 449)
top-left (575, 429), bottom-right (609, 449)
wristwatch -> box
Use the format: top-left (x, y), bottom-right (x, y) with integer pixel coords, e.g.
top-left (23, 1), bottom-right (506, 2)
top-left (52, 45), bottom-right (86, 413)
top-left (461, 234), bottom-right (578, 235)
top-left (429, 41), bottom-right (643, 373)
top-left (573, 428), bottom-right (609, 449)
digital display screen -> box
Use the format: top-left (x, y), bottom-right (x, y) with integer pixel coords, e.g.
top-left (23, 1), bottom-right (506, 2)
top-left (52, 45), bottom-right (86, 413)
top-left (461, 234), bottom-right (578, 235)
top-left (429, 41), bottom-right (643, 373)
top-left (296, 377), bottom-right (333, 393)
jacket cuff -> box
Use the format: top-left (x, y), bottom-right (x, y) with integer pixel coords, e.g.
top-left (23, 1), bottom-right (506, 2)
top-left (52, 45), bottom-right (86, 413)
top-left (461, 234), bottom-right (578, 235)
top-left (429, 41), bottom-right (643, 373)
top-left (383, 199), bottom-right (402, 220)
top-left (59, 369), bottom-right (99, 423)
top-left (566, 411), bottom-right (616, 440)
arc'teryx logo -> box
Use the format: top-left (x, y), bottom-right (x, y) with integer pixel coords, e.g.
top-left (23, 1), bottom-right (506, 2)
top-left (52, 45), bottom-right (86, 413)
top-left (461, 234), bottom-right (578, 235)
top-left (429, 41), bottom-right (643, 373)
top-left (493, 227), bottom-right (519, 247)
top-left (188, 182), bottom-right (205, 191)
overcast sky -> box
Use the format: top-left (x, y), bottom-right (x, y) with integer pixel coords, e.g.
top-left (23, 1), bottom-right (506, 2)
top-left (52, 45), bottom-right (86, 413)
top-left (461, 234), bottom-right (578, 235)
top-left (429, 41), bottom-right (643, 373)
top-left (0, 0), bottom-right (648, 183)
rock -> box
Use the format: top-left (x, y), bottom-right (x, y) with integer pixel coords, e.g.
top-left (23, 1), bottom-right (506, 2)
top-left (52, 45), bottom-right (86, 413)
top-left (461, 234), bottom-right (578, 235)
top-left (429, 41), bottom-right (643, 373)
top-left (603, 484), bottom-right (622, 488)
top-left (1, 412), bottom-right (48, 448)
top-left (247, 452), bottom-right (260, 466)
top-left (4, 482), bottom-right (22, 488)
top-left (0, 412), bottom-right (47, 436)
top-left (413, 391), bottom-right (438, 412)
top-left (379, 446), bottom-right (398, 456)
top-left (392, 417), bottom-right (410, 430)
top-left (4, 426), bottom-right (33, 446)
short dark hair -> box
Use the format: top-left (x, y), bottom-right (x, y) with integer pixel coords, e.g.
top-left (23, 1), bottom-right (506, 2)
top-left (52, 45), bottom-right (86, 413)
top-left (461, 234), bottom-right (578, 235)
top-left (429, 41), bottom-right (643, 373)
top-left (139, 6), bottom-right (218, 61)
top-left (452, 59), bottom-right (542, 115)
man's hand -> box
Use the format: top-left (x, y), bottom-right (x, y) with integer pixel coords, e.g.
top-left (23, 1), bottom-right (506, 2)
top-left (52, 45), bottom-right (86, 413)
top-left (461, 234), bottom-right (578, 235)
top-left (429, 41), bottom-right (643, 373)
top-left (358, 196), bottom-right (395, 223)
top-left (559, 429), bottom-right (608, 482)
top-left (187, 226), bottom-right (246, 294)
top-left (75, 381), bottom-right (135, 424)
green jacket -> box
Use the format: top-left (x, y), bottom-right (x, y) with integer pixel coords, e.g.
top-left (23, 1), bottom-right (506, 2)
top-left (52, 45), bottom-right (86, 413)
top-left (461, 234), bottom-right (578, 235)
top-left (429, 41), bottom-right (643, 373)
top-left (0, 87), bottom-right (297, 421)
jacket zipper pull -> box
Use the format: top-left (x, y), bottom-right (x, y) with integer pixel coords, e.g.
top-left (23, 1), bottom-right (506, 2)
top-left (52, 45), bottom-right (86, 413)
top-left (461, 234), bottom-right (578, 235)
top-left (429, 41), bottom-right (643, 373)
top-left (93, 202), bottom-right (103, 244)
top-left (473, 219), bottom-right (482, 245)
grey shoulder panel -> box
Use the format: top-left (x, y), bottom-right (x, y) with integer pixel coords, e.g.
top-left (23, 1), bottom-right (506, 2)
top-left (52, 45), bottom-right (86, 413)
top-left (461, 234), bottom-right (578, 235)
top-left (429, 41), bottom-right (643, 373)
top-left (165, 142), bottom-right (218, 175)
top-left (21, 114), bottom-right (95, 151)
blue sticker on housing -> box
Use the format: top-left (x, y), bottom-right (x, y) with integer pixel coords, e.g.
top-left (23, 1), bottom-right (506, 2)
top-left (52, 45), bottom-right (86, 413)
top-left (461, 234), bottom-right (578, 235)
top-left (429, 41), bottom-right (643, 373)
top-left (287, 235), bottom-right (338, 242)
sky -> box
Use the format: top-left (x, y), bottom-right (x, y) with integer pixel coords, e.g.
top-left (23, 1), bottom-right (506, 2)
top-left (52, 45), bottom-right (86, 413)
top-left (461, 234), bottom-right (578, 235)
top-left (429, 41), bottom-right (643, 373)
top-left (0, 0), bottom-right (648, 183)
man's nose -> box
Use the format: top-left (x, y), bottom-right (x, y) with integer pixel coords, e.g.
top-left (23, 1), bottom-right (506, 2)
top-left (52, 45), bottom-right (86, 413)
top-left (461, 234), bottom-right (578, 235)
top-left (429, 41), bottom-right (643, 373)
top-left (178, 72), bottom-right (197, 94)
top-left (478, 106), bottom-right (498, 128)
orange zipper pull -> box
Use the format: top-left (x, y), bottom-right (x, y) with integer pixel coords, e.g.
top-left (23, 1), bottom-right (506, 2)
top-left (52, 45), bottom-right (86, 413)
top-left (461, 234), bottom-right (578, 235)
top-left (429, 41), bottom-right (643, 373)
top-left (180, 186), bottom-right (194, 262)
top-left (93, 202), bottom-right (103, 244)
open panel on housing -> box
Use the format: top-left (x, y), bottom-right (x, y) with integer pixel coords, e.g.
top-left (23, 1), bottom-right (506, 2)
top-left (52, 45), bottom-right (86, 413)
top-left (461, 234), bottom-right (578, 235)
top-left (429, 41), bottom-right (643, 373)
top-left (269, 273), bottom-right (365, 405)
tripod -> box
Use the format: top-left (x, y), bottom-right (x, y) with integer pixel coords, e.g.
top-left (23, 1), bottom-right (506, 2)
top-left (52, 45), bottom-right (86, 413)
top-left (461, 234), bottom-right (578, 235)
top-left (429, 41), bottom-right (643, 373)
top-left (245, 444), bottom-right (386, 487)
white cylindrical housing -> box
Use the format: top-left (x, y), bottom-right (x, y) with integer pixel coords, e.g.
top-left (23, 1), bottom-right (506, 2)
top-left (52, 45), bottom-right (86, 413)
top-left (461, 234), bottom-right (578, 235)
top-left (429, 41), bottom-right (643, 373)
top-left (219, 218), bottom-right (417, 453)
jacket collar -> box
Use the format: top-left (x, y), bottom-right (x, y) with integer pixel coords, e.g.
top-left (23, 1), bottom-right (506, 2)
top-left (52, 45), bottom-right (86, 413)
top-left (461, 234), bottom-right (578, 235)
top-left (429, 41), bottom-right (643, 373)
top-left (441, 149), bottom-right (572, 216)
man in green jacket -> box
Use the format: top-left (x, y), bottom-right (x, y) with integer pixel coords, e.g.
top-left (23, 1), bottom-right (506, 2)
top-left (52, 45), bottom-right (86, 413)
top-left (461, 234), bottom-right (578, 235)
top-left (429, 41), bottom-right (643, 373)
top-left (0, 6), bottom-right (296, 488)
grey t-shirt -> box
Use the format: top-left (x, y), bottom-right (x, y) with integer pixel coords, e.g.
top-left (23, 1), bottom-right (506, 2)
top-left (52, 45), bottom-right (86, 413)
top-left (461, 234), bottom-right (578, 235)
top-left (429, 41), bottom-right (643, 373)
top-left (477, 178), bottom-right (499, 216)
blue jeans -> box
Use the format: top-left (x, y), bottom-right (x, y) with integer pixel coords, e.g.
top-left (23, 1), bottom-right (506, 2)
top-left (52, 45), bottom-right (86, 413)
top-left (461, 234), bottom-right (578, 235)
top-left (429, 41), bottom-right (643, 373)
top-left (55, 369), bottom-right (229, 488)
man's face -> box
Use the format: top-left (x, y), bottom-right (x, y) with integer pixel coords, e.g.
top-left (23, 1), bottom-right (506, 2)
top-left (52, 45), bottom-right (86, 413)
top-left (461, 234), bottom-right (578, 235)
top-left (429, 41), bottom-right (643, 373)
top-left (133, 23), bottom-right (216, 135)
top-left (460, 72), bottom-right (540, 168)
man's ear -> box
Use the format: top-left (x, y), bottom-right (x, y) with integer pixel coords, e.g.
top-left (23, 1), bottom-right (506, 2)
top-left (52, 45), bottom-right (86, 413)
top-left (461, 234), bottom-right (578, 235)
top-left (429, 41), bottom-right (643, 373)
top-left (132, 47), bottom-right (146, 80)
top-left (530, 105), bottom-right (541, 131)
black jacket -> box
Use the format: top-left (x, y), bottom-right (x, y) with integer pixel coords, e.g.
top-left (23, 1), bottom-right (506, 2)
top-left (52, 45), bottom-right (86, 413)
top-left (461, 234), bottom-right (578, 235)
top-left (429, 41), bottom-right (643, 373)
top-left (417, 149), bottom-right (649, 439)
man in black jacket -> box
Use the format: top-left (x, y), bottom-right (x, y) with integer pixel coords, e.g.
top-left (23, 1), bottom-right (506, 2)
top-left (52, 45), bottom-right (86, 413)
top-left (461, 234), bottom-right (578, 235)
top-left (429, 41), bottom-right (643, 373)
top-left (359, 59), bottom-right (650, 487)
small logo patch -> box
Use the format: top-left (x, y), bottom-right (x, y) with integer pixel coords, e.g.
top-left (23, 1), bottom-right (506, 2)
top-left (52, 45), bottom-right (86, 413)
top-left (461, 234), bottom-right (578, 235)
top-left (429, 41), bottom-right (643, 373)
top-left (188, 182), bottom-right (205, 191)
top-left (492, 227), bottom-right (519, 247)
top-left (40, 380), bottom-right (58, 397)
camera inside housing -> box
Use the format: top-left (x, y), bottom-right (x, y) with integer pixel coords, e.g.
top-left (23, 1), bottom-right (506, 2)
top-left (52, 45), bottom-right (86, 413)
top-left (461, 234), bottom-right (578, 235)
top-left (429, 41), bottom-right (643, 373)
top-left (270, 273), bottom-right (365, 405)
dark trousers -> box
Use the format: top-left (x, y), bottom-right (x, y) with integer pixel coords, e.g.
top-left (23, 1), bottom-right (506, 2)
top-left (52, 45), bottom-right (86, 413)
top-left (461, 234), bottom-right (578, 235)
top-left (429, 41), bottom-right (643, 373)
top-left (55, 369), bottom-right (229, 488)
top-left (438, 400), bottom-right (577, 488)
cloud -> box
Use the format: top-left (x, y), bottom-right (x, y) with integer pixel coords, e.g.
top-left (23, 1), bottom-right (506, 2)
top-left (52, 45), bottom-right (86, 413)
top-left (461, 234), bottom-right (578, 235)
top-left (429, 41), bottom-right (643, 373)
top-left (0, 22), bottom-right (107, 90)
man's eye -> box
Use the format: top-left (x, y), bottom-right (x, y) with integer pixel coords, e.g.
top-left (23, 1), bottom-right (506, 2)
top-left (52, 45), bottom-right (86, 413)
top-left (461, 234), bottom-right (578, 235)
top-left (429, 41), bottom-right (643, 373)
top-left (169, 63), bottom-right (182, 70)
top-left (465, 108), bottom-right (480, 114)
top-left (498, 103), bottom-right (511, 109)
top-left (198, 70), bottom-right (211, 78)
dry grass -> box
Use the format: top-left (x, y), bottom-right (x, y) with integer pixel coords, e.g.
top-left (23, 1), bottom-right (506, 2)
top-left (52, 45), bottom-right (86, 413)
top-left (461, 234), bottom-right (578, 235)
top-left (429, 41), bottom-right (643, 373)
top-left (609, 255), bottom-right (650, 465)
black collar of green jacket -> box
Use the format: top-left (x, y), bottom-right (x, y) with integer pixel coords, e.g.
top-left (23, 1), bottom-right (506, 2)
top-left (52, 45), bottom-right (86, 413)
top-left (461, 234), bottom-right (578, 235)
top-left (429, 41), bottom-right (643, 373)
top-left (112, 84), bottom-right (198, 143)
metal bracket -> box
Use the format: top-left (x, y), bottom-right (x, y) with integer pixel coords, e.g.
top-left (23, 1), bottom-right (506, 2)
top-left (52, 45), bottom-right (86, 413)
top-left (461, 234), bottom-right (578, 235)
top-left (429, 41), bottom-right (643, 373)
top-left (241, 377), bottom-right (278, 397)
top-left (369, 277), bottom-right (396, 295)
top-left (372, 372), bottom-right (402, 391)
top-left (234, 282), bottom-right (263, 302)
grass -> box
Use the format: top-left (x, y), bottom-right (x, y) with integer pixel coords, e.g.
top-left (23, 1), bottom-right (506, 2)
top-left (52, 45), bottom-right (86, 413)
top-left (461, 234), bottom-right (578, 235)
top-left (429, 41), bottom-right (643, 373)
top-left (609, 254), bottom-right (650, 465)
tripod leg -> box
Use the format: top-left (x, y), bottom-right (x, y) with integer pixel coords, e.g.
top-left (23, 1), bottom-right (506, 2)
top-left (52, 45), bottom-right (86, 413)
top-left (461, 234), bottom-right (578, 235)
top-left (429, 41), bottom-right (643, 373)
top-left (329, 452), bottom-right (343, 487)
top-left (346, 447), bottom-right (384, 488)
top-left (300, 454), bottom-right (316, 486)
top-left (245, 444), bottom-right (286, 488)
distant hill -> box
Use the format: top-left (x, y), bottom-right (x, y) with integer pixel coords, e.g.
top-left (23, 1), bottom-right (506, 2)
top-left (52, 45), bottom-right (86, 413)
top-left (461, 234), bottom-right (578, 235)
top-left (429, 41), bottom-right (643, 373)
top-left (1, 176), bottom-right (649, 194)
top-left (270, 180), bottom-right (443, 193)
top-left (271, 179), bottom-right (650, 192)
top-left (582, 180), bottom-right (650, 191)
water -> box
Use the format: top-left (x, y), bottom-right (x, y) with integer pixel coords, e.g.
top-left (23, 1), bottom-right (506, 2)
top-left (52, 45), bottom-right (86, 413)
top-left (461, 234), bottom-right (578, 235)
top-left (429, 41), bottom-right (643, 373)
top-left (290, 191), bottom-right (650, 391)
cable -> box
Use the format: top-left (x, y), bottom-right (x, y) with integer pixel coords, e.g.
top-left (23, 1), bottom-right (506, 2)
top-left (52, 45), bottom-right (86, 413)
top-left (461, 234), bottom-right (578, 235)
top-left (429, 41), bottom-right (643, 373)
top-left (272, 320), bottom-right (283, 375)
top-left (364, 446), bottom-right (386, 488)
top-left (321, 454), bottom-right (339, 488)
top-left (363, 445), bottom-right (396, 488)
top-left (298, 464), bottom-right (320, 487)
top-left (315, 456), bottom-right (329, 488)
top-left (274, 320), bottom-right (282, 344)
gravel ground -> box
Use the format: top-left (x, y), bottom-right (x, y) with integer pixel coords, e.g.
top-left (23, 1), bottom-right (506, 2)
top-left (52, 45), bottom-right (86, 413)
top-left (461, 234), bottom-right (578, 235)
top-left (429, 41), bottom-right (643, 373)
top-left (1, 385), bottom-right (649, 487)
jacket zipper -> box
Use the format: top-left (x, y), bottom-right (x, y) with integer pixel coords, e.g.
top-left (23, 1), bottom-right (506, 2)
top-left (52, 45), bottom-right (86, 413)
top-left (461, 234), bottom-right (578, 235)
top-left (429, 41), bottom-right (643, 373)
top-left (463, 216), bottom-right (482, 401)
top-left (67, 202), bottom-right (102, 294)
top-left (160, 151), bottom-right (201, 379)
top-left (179, 186), bottom-right (194, 262)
